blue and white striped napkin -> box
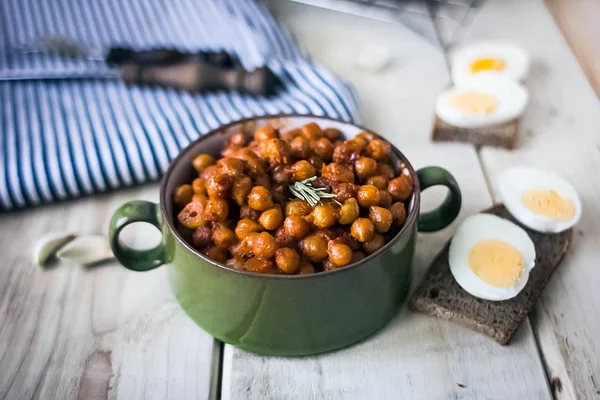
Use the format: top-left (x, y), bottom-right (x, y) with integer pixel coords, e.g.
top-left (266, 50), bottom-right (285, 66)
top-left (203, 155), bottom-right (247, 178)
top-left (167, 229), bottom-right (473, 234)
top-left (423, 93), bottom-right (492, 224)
top-left (0, 0), bottom-right (359, 211)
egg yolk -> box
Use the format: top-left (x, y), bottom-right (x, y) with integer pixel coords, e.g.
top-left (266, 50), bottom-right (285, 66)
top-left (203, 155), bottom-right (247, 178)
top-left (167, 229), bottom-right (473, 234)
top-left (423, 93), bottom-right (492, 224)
top-left (468, 239), bottom-right (524, 288)
top-left (521, 189), bottom-right (575, 221)
top-left (470, 57), bottom-right (506, 74)
top-left (449, 92), bottom-right (498, 115)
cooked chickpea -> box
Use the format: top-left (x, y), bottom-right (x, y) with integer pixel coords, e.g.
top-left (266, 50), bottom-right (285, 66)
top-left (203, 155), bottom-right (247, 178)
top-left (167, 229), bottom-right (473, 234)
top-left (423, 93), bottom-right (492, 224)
top-left (192, 193), bottom-right (208, 205)
top-left (228, 131), bottom-right (246, 147)
top-left (301, 122), bottom-right (323, 141)
top-left (213, 226), bottom-right (236, 249)
top-left (357, 185), bottom-right (381, 207)
top-left (275, 226), bottom-right (296, 248)
top-left (254, 125), bottom-right (278, 141)
top-left (321, 162), bottom-right (354, 183)
top-left (353, 136), bottom-right (368, 148)
top-left (253, 175), bottom-right (271, 190)
top-left (239, 205), bottom-right (260, 221)
top-left (252, 232), bottom-right (279, 259)
top-left (290, 160), bottom-right (316, 181)
top-left (235, 218), bottom-right (263, 239)
top-left (351, 251), bottom-right (366, 263)
top-left (308, 155), bottom-right (324, 171)
top-left (200, 165), bottom-right (219, 181)
top-left (367, 139), bottom-right (391, 161)
top-left (192, 178), bottom-right (207, 194)
top-left (312, 138), bottom-right (334, 160)
top-left (191, 226), bottom-right (212, 249)
top-left (299, 235), bottom-right (328, 262)
top-left (259, 207), bottom-right (284, 231)
top-left (173, 184), bottom-right (194, 207)
top-left (272, 166), bottom-right (291, 185)
top-left (232, 175), bottom-right (252, 206)
top-left (389, 202), bottom-right (407, 225)
top-left (217, 157), bottom-right (245, 177)
top-left (356, 132), bottom-right (375, 142)
top-left (354, 157), bottom-right (378, 180)
top-left (281, 128), bottom-right (301, 142)
top-left (363, 233), bottom-right (385, 255)
top-left (206, 173), bottom-right (233, 198)
top-left (204, 246), bottom-right (227, 264)
top-left (275, 248), bottom-right (300, 274)
top-left (178, 201), bottom-right (206, 229)
top-left (248, 186), bottom-right (274, 211)
top-left (333, 140), bottom-right (362, 164)
top-left (338, 198), bottom-right (360, 225)
top-left (331, 183), bottom-right (358, 202)
top-left (226, 257), bottom-right (245, 270)
top-left (312, 203), bottom-right (338, 229)
top-left (203, 198), bottom-right (229, 222)
top-left (299, 259), bottom-right (316, 274)
top-left (327, 242), bottom-right (353, 267)
top-left (283, 216), bottom-right (311, 240)
top-left (245, 257), bottom-right (275, 273)
top-left (285, 199), bottom-right (312, 216)
top-left (351, 218), bottom-right (375, 242)
top-left (366, 175), bottom-right (387, 189)
top-left (378, 190), bottom-right (393, 208)
top-left (388, 174), bottom-right (413, 202)
top-left (377, 163), bottom-right (395, 180)
top-left (369, 206), bottom-right (393, 233)
top-left (193, 154), bottom-right (215, 173)
top-left (289, 136), bottom-right (311, 159)
top-left (259, 138), bottom-right (290, 166)
top-left (323, 127), bottom-right (341, 141)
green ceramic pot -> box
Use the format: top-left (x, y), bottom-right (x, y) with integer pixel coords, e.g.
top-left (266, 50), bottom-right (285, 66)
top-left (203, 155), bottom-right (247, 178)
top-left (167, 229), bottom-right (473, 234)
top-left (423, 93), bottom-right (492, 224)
top-left (109, 115), bottom-right (461, 356)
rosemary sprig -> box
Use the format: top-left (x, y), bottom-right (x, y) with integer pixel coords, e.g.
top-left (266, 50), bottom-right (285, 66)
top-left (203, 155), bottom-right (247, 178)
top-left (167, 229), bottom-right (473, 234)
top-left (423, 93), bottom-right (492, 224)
top-left (289, 176), bottom-right (341, 207)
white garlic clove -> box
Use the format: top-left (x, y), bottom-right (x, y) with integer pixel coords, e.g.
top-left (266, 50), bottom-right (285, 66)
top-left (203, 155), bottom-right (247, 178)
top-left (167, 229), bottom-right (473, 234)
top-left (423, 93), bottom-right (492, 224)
top-left (56, 235), bottom-right (114, 266)
top-left (34, 232), bottom-right (77, 268)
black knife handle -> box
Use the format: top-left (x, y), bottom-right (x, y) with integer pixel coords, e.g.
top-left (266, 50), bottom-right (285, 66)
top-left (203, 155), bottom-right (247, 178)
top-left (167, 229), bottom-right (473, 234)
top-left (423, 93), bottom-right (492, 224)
top-left (106, 47), bottom-right (239, 68)
top-left (120, 59), bottom-right (279, 97)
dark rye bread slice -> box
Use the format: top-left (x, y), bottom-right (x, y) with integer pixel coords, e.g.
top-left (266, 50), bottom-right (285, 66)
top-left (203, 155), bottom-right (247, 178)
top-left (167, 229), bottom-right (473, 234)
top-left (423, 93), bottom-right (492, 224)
top-left (432, 116), bottom-right (519, 149)
top-left (409, 204), bottom-right (572, 344)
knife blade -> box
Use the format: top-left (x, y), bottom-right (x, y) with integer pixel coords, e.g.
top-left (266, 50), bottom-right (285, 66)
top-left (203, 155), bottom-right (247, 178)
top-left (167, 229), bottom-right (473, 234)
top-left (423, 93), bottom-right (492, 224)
top-left (6, 37), bottom-right (280, 96)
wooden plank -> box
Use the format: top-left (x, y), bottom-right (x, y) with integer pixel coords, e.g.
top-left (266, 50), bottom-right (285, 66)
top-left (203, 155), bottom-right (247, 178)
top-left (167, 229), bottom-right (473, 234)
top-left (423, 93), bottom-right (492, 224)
top-left (0, 186), bottom-right (219, 400)
top-left (220, 3), bottom-right (551, 399)
top-left (221, 144), bottom-right (551, 400)
top-left (459, 0), bottom-right (600, 398)
top-left (544, 0), bottom-right (600, 100)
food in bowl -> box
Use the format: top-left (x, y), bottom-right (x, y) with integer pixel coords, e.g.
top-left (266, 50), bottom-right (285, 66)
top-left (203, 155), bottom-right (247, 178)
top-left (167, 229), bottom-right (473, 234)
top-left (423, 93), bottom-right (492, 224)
top-left (172, 122), bottom-right (413, 275)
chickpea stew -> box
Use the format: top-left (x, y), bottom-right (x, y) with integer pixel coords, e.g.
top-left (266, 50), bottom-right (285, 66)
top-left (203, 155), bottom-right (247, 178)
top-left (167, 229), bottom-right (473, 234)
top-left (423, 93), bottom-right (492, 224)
top-left (173, 122), bottom-right (413, 275)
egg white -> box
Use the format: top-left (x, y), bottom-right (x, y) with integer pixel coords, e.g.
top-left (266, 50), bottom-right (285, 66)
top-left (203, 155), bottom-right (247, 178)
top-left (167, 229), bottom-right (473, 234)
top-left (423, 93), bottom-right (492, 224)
top-left (435, 76), bottom-right (529, 128)
top-left (450, 41), bottom-right (531, 85)
top-left (496, 167), bottom-right (581, 233)
top-left (449, 214), bottom-right (536, 301)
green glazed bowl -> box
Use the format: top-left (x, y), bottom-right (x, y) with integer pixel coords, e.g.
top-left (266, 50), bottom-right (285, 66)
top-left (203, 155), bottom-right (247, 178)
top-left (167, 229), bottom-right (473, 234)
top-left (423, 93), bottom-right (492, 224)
top-left (109, 115), bottom-right (461, 356)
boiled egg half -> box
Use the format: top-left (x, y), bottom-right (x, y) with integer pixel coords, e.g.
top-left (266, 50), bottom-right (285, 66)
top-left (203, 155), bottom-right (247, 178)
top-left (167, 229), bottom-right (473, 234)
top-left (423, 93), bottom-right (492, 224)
top-left (450, 41), bottom-right (530, 85)
top-left (449, 214), bottom-right (536, 301)
top-left (497, 167), bottom-right (581, 233)
top-left (435, 76), bottom-right (528, 128)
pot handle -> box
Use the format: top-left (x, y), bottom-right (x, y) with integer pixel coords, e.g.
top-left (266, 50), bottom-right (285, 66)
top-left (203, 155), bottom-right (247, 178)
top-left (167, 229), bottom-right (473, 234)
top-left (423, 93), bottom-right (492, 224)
top-left (109, 200), bottom-right (166, 271)
top-left (416, 166), bottom-right (462, 232)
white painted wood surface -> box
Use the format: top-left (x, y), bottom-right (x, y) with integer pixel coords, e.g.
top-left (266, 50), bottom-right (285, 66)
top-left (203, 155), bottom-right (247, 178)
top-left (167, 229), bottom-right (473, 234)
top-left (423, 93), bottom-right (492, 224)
top-left (2, 0), bottom-right (599, 399)
top-left (459, 1), bottom-right (600, 399)
top-left (221, 2), bottom-right (551, 399)
top-left (0, 186), bottom-right (218, 400)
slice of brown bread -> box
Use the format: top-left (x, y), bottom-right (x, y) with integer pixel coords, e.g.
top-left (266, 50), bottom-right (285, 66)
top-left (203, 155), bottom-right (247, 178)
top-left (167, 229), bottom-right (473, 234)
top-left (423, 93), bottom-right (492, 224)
top-left (432, 116), bottom-right (519, 149)
top-left (409, 204), bottom-right (572, 344)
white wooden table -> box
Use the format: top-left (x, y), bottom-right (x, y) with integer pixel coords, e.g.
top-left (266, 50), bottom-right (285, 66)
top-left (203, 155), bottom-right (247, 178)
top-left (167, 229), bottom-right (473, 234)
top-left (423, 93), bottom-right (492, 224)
top-left (1, 1), bottom-right (599, 399)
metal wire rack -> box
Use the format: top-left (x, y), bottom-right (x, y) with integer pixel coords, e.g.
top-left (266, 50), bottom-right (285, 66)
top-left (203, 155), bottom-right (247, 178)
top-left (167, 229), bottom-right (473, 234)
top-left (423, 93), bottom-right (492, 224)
top-left (289, 0), bottom-right (484, 49)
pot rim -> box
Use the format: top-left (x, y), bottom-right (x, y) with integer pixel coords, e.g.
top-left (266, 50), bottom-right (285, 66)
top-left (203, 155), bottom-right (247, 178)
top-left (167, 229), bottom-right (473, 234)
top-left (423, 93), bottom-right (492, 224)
top-left (159, 113), bottom-right (421, 279)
